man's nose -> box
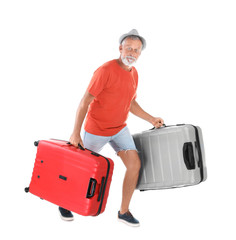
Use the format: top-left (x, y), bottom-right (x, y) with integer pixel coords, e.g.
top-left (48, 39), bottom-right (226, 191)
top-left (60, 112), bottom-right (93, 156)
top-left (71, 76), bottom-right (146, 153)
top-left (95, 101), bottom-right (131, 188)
top-left (129, 52), bottom-right (134, 57)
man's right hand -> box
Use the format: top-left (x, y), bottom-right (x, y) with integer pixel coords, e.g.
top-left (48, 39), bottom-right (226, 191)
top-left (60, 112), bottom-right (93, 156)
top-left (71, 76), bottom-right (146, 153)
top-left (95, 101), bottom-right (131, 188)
top-left (69, 133), bottom-right (85, 149)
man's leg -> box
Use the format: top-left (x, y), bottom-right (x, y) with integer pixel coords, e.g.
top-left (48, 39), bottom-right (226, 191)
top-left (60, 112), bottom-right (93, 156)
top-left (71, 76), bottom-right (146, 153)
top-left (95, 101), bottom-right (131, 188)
top-left (118, 150), bottom-right (141, 214)
top-left (83, 130), bottom-right (110, 153)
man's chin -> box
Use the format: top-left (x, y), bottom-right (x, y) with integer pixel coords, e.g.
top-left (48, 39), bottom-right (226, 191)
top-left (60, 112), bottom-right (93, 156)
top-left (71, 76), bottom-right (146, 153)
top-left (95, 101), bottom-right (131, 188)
top-left (121, 57), bottom-right (137, 67)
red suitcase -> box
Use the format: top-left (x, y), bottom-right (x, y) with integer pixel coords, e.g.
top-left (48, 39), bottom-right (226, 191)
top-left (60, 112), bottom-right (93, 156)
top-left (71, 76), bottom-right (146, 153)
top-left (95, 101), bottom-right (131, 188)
top-left (25, 139), bottom-right (114, 216)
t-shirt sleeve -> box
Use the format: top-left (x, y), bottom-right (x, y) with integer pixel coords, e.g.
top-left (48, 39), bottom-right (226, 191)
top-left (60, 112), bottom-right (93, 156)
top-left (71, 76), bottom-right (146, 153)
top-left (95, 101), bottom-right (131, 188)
top-left (87, 66), bottom-right (109, 97)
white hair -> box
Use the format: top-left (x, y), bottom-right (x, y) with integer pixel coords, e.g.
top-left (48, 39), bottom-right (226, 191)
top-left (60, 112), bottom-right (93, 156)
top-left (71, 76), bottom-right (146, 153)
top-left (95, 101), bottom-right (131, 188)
top-left (121, 36), bottom-right (143, 50)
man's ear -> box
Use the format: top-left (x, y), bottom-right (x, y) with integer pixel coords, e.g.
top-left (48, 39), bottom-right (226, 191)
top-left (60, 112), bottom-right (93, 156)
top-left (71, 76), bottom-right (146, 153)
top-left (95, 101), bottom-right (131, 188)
top-left (119, 44), bottom-right (123, 53)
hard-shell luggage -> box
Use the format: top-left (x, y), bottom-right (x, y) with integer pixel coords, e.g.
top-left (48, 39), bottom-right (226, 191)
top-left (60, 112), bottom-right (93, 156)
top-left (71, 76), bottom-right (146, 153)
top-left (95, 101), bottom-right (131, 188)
top-left (132, 124), bottom-right (207, 190)
top-left (25, 139), bottom-right (114, 216)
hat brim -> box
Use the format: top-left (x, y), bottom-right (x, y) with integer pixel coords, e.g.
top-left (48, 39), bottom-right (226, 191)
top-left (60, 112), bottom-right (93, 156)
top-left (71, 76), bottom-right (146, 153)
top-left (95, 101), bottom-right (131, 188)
top-left (119, 34), bottom-right (146, 50)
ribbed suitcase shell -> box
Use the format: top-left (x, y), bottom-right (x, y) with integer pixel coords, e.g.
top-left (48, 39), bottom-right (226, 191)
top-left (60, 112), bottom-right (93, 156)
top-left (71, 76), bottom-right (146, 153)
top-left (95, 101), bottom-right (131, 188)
top-left (28, 139), bottom-right (114, 216)
top-left (133, 124), bottom-right (207, 190)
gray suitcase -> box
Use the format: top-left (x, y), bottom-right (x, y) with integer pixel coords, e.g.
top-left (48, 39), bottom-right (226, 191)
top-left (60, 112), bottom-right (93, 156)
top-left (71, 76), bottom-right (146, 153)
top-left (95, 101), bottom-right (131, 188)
top-left (132, 124), bottom-right (207, 190)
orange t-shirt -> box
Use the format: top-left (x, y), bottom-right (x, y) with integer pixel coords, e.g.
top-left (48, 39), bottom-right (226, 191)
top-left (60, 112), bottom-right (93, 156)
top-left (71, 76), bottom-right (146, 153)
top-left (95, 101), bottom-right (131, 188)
top-left (84, 59), bottom-right (138, 136)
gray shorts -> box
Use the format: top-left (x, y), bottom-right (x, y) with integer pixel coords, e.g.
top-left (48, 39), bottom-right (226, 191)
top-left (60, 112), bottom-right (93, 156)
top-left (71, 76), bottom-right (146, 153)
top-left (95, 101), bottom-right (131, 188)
top-left (83, 126), bottom-right (137, 154)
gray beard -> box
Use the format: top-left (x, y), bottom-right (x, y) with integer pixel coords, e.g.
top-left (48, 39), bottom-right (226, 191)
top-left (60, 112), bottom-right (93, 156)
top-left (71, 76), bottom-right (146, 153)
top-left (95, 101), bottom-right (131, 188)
top-left (121, 56), bottom-right (137, 67)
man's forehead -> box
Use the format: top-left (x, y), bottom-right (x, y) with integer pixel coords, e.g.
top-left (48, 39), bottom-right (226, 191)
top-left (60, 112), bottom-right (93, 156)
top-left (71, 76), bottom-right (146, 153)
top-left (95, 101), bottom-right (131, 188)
top-left (123, 38), bottom-right (142, 47)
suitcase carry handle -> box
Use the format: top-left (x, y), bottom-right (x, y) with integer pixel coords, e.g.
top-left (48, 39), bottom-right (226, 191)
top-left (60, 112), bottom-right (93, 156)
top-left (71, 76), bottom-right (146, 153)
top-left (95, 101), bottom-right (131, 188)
top-left (66, 142), bottom-right (85, 151)
top-left (150, 124), bottom-right (166, 130)
top-left (150, 124), bottom-right (186, 130)
top-left (86, 178), bottom-right (97, 198)
top-left (183, 142), bottom-right (196, 170)
top-left (78, 143), bottom-right (85, 151)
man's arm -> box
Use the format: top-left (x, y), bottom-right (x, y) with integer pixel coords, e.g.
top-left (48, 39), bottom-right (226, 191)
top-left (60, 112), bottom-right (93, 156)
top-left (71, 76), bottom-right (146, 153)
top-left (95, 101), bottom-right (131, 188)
top-left (130, 99), bottom-right (164, 128)
top-left (69, 91), bottom-right (95, 148)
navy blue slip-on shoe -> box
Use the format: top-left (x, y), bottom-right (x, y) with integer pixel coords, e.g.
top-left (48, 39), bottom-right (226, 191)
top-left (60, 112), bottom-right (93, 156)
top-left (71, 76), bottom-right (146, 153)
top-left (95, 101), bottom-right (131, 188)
top-left (59, 207), bottom-right (74, 221)
top-left (118, 211), bottom-right (140, 227)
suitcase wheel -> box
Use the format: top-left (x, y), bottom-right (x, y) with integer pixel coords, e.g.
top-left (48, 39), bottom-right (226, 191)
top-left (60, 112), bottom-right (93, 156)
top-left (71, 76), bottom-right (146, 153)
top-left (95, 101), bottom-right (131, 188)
top-left (34, 141), bottom-right (39, 147)
top-left (25, 187), bottom-right (29, 193)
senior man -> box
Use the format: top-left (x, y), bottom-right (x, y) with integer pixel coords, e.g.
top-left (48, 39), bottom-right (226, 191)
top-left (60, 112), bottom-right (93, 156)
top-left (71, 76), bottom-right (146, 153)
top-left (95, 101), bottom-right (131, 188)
top-left (59, 29), bottom-right (164, 227)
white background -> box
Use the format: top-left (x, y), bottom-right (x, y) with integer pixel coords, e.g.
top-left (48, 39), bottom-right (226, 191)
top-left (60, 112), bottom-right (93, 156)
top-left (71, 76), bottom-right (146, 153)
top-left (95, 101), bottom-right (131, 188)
top-left (1, 0), bottom-right (236, 239)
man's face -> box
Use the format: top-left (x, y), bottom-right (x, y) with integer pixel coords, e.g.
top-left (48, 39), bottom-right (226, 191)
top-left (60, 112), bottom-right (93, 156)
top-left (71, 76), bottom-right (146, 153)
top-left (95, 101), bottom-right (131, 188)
top-left (119, 38), bottom-right (142, 67)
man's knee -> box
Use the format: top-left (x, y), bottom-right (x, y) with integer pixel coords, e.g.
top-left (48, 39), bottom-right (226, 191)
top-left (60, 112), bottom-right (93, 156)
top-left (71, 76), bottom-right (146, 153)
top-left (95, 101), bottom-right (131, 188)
top-left (130, 158), bottom-right (141, 174)
top-left (119, 150), bottom-right (141, 173)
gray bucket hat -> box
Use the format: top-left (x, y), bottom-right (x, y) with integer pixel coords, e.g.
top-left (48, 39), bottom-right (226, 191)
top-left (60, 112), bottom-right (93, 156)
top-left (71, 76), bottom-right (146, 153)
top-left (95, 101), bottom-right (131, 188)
top-left (119, 29), bottom-right (146, 50)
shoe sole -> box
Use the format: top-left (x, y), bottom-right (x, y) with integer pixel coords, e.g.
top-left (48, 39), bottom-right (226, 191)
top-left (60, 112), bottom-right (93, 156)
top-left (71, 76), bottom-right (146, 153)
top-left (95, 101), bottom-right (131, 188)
top-left (59, 211), bottom-right (74, 221)
top-left (117, 217), bottom-right (140, 227)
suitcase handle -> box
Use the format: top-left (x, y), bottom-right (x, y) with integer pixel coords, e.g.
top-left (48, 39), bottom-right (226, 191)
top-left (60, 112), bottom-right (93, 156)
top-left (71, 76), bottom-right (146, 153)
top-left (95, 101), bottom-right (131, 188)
top-left (150, 124), bottom-right (166, 130)
top-left (78, 143), bottom-right (85, 151)
top-left (86, 178), bottom-right (97, 198)
top-left (183, 142), bottom-right (196, 170)
top-left (66, 142), bottom-right (85, 151)
top-left (150, 124), bottom-right (186, 130)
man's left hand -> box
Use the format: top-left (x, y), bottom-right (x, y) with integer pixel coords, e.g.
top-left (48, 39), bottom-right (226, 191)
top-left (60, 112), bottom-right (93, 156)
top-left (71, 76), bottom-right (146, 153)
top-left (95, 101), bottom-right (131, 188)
top-left (151, 117), bottom-right (164, 128)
